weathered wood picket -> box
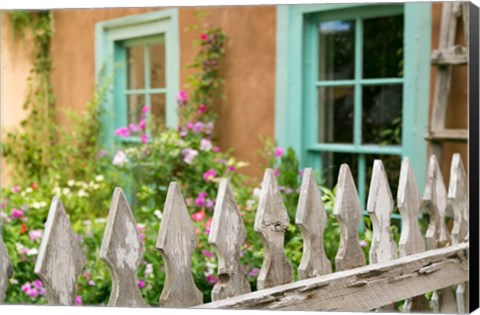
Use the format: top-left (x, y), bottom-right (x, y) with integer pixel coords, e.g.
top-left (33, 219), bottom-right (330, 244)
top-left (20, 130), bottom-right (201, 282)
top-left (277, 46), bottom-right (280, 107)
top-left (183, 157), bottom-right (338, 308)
top-left (0, 154), bottom-right (470, 312)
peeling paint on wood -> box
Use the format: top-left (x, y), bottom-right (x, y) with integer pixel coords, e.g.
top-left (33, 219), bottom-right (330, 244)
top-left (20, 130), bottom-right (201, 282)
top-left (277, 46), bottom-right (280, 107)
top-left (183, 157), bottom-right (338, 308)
top-left (209, 179), bottom-right (251, 301)
top-left (254, 169), bottom-right (293, 290)
top-left (100, 188), bottom-right (147, 307)
top-left (34, 197), bottom-right (85, 305)
top-left (0, 233), bottom-right (13, 303)
top-left (295, 168), bottom-right (331, 280)
top-left (156, 182), bottom-right (203, 307)
top-left (334, 164), bottom-right (366, 271)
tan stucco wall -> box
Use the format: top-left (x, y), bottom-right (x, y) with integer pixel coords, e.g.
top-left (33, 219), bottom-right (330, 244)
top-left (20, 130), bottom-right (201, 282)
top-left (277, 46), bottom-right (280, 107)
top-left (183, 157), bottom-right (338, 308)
top-left (1, 4), bottom-right (469, 185)
top-left (429, 3), bottom-right (468, 185)
top-left (1, 13), bottom-right (35, 184)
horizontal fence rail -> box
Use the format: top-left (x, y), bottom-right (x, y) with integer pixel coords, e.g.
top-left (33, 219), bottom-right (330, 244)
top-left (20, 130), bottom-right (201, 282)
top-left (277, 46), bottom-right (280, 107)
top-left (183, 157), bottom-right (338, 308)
top-left (0, 154), bottom-right (470, 312)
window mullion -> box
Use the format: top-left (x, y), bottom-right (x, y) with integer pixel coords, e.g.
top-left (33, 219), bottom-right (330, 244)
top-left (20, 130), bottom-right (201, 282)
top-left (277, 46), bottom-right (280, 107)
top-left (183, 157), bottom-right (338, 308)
top-left (144, 45), bottom-right (152, 138)
top-left (353, 17), bottom-right (363, 149)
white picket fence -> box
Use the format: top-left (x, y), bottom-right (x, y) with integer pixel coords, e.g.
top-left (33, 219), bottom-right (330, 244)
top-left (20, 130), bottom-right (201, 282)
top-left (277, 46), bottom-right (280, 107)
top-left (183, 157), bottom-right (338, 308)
top-left (0, 154), bottom-right (469, 312)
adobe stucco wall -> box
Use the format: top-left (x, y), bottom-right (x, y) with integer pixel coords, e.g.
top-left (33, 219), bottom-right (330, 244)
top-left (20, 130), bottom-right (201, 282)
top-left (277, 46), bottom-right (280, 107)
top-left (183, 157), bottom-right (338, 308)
top-left (1, 3), bottom-right (469, 185)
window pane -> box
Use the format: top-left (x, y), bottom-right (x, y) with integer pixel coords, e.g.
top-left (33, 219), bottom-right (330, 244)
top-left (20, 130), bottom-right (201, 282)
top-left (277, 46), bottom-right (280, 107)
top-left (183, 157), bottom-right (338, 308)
top-left (127, 94), bottom-right (146, 126)
top-left (320, 152), bottom-right (358, 189)
top-left (318, 20), bottom-right (355, 81)
top-left (363, 15), bottom-right (404, 78)
top-left (151, 93), bottom-right (166, 129)
top-left (150, 40), bottom-right (166, 89)
top-left (362, 85), bottom-right (402, 145)
top-left (318, 86), bottom-right (354, 144)
top-left (364, 154), bottom-right (401, 205)
top-left (127, 46), bottom-right (145, 89)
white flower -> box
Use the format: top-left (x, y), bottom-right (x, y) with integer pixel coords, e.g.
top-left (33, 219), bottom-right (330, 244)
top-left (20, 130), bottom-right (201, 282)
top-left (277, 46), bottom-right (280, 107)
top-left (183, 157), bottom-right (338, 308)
top-left (9, 278), bottom-right (18, 285)
top-left (206, 261), bottom-right (217, 274)
top-left (78, 190), bottom-right (88, 197)
top-left (52, 187), bottom-right (61, 195)
top-left (200, 139), bottom-right (212, 151)
top-left (62, 188), bottom-right (71, 196)
top-left (253, 187), bottom-right (261, 198)
top-left (92, 184), bottom-right (100, 190)
top-left (68, 180), bottom-right (75, 187)
top-left (27, 248), bottom-right (38, 256)
top-left (25, 188), bottom-right (33, 193)
top-left (112, 150), bottom-right (128, 166)
top-left (95, 175), bottom-right (104, 182)
top-left (32, 202), bottom-right (42, 209)
top-left (154, 210), bottom-right (163, 220)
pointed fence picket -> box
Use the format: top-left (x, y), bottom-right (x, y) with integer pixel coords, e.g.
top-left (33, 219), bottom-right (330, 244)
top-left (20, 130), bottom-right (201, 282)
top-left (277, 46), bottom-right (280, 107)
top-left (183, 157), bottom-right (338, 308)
top-left (0, 154), bottom-right (470, 313)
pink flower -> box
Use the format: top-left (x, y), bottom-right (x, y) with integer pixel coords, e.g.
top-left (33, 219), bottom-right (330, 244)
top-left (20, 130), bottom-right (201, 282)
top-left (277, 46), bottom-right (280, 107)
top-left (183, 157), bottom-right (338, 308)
top-left (200, 139), bottom-right (212, 151)
top-left (186, 121), bottom-right (194, 129)
top-left (299, 169), bottom-right (304, 177)
top-left (198, 104), bottom-right (207, 113)
top-left (202, 249), bottom-right (215, 259)
top-left (139, 119), bottom-right (146, 130)
top-left (138, 280), bottom-right (146, 289)
top-left (285, 188), bottom-right (292, 194)
top-left (75, 295), bottom-right (82, 306)
top-left (359, 240), bottom-right (368, 247)
top-left (20, 248), bottom-right (29, 255)
top-left (21, 283), bottom-right (31, 293)
top-left (83, 271), bottom-right (91, 279)
top-left (29, 230), bottom-right (42, 241)
top-left (114, 127), bottom-right (130, 137)
top-left (33, 279), bottom-right (43, 289)
top-left (182, 148), bottom-right (198, 164)
top-left (205, 218), bottom-right (213, 235)
top-left (11, 186), bottom-right (20, 193)
top-left (88, 280), bottom-right (95, 286)
top-left (28, 288), bottom-right (38, 298)
top-left (112, 150), bottom-right (128, 166)
top-left (274, 147), bottom-right (284, 158)
top-left (141, 134), bottom-right (148, 144)
top-left (192, 122), bottom-right (204, 133)
top-left (204, 122), bottom-right (214, 135)
top-left (213, 146), bottom-right (221, 153)
top-left (228, 166), bottom-right (236, 172)
top-left (274, 169), bottom-right (280, 177)
top-left (11, 209), bottom-right (23, 219)
top-left (203, 169), bottom-right (217, 182)
top-left (180, 128), bottom-right (188, 137)
top-left (205, 199), bottom-right (215, 209)
top-left (177, 90), bottom-right (189, 105)
top-left (195, 197), bottom-right (205, 207)
top-left (192, 211), bottom-right (206, 221)
top-left (201, 34), bottom-right (208, 41)
top-left (205, 274), bottom-right (218, 285)
top-left (129, 123), bottom-right (141, 133)
top-left (248, 267), bottom-right (260, 277)
top-left (142, 106), bottom-right (149, 113)
top-left (198, 192), bottom-right (208, 198)
top-left (96, 150), bottom-right (106, 158)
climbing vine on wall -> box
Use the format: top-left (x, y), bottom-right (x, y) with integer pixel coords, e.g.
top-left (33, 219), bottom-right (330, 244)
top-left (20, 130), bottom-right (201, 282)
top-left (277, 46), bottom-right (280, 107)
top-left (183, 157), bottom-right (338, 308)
top-left (2, 11), bottom-right (56, 183)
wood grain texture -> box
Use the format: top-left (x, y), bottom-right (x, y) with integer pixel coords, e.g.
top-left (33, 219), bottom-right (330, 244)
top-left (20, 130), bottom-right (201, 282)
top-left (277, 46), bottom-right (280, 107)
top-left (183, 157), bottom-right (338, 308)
top-left (197, 243), bottom-right (469, 312)
top-left (156, 182), bottom-right (203, 307)
top-left (34, 197), bottom-right (85, 305)
top-left (254, 169), bottom-right (293, 290)
top-left (447, 154), bottom-right (468, 245)
top-left (397, 157), bottom-right (429, 312)
top-left (100, 188), bottom-right (147, 307)
top-left (334, 164), bottom-right (366, 271)
top-left (295, 168), bottom-right (332, 280)
top-left (209, 179), bottom-right (251, 301)
top-left (0, 233), bottom-right (13, 303)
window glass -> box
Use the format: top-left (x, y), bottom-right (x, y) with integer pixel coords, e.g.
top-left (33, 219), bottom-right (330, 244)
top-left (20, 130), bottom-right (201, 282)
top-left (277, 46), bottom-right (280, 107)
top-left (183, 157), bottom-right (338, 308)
top-left (318, 86), bottom-right (354, 143)
top-left (150, 41), bottom-right (166, 89)
top-left (127, 46), bottom-right (145, 90)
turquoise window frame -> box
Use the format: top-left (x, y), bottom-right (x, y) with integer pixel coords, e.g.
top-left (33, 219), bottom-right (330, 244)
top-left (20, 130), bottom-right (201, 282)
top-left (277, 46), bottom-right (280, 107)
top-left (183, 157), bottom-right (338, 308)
top-left (95, 9), bottom-right (180, 150)
top-left (275, 3), bottom-right (431, 208)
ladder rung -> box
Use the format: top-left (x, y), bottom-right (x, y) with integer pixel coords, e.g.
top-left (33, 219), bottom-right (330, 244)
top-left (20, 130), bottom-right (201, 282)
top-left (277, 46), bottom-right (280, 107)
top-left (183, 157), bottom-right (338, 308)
top-left (431, 46), bottom-right (468, 65)
top-left (425, 129), bottom-right (469, 142)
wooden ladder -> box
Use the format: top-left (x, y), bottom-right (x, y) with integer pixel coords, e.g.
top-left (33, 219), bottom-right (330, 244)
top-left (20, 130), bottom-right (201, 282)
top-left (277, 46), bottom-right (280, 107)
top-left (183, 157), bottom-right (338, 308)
top-left (426, 2), bottom-right (469, 161)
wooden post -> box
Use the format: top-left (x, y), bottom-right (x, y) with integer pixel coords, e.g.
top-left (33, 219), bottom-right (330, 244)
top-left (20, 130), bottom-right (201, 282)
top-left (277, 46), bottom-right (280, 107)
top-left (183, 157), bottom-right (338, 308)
top-left (421, 155), bottom-right (456, 313)
top-left (366, 160), bottom-right (398, 311)
top-left (209, 179), bottom-right (251, 301)
top-left (100, 188), bottom-right (147, 307)
top-left (254, 169), bottom-right (294, 290)
top-left (397, 157), bottom-right (429, 312)
top-left (295, 168), bottom-right (332, 280)
top-left (334, 164), bottom-right (366, 271)
top-left (156, 182), bottom-right (203, 307)
top-left (0, 233), bottom-right (13, 303)
top-left (34, 197), bottom-right (85, 305)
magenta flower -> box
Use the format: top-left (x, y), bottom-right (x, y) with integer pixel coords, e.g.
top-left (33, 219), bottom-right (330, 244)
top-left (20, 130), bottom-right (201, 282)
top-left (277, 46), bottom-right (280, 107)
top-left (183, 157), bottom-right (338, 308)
top-left (129, 123), bottom-right (141, 133)
top-left (11, 186), bottom-right (20, 193)
top-left (213, 146), bottom-right (220, 153)
top-left (202, 249), bottom-right (215, 259)
top-left (274, 147), bottom-right (285, 158)
top-left (21, 282), bottom-right (31, 293)
top-left (198, 104), bottom-right (207, 113)
top-left (228, 166), bottom-right (236, 172)
top-left (139, 119), bottom-right (146, 130)
top-left (142, 106), bottom-right (149, 113)
top-left (186, 121), bottom-right (194, 129)
top-left (177, 90), bottom-right (189, 105)
top-left (274, 169), bottom-right (280, 177)
top-left (248, 267), bottom-right (260, 277)
top-left (201, 34), bottom-right (208, 41)
top-left (195, 197), bottom-right (206, 207)
top-left (33, 280), bottom-right (43, 289)
top-left (114, 127), bottom-right (130, 137)
top-left (205, 274), bottom-right (218, 285)
top-left (75, 295), bottom-right (82, 306)
top-left (138, 280), bottom-right (146, 289)
top-left (29, 230), bottom-right (42, 241)
top-left (192, 211), bottom-right (206, 221)
top-left (11, 209), bottom-right (23, 219)
top-left (192, 122), bottom-right (204, 133)
top-left (141, 134), bottom-right (148, 144)
top-left (203, 169), bottom-right (217, 182)
top-left (199, 192), bottom-right (208, 198)
top-left (28, 288), bottom-right (39, 298)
